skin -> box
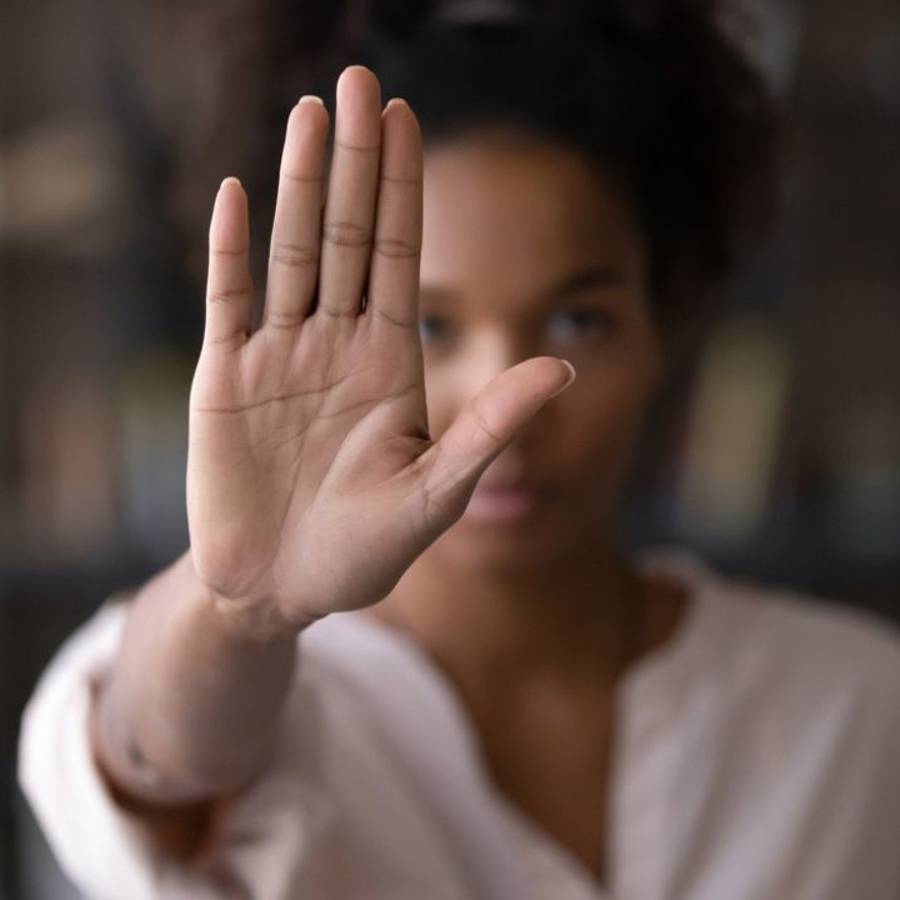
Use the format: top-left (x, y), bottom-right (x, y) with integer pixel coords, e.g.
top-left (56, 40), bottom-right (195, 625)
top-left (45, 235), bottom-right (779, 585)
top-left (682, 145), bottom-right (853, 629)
top-left (90, 66), bottom-right (690, 879)
top-left (366, 130), bottom-right (688, 880)
top-left (372, 127), bottom-right (668, 675)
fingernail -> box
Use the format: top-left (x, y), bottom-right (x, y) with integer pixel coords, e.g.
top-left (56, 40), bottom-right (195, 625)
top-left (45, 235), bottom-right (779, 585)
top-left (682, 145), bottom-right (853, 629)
top-left (220, 176), bottom-right (242, 189)
top-left (385, 97), bottom-right (407, 111)
top-left (550, 359), bottom-right (577, 397)
top-left (298, 94), bottom-right (324, 106)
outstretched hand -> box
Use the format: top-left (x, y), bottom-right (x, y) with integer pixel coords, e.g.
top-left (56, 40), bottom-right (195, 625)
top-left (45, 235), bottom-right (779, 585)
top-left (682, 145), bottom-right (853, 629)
top-left (186, 66), bottom-right (575, 636)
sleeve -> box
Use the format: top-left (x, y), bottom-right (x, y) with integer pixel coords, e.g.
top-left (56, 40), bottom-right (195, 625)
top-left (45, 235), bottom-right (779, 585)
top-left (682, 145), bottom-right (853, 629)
top-left (17, 598), bottom-right (338, 900)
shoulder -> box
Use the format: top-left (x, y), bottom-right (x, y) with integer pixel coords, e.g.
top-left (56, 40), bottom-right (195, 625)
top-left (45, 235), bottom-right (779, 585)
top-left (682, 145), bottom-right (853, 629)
top-left (707, 560), bottom-right (900, 748)
top-left (718, 569), bottom-right (900, 698)
top-left (641, 546), bottom-right (900, 724)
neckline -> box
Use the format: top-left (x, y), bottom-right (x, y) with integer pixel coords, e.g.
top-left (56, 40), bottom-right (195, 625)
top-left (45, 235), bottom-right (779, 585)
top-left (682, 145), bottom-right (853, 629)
top-left (617, 546), bottom-right (711, 701)
top-left (348, 545), bottom-right (710, 706)
top-left (336, 546), bottom-right (713, 894)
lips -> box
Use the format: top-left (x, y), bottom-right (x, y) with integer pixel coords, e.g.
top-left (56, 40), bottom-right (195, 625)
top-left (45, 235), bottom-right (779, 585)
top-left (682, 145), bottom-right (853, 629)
top-left (465, 480), bottom-right (546, 523)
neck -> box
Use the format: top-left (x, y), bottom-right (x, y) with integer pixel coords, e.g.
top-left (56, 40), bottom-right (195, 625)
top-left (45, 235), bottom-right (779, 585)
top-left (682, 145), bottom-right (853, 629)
top-left (373, 535), bottom-right (650, 694)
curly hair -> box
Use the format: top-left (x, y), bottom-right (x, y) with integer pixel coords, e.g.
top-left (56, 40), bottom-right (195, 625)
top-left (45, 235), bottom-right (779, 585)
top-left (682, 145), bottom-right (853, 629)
top-left (174, 0), bottom-right (781, 346)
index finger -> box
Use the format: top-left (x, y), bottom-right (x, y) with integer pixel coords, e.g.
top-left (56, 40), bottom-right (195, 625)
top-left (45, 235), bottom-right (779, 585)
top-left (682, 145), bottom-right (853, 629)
top-left (263, 96), bottom-right (329, 332)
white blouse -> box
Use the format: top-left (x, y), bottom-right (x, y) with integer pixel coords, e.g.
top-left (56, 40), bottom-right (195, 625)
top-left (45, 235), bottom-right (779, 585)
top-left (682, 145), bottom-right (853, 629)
top-left (18, 549), bottom-right (900, 900)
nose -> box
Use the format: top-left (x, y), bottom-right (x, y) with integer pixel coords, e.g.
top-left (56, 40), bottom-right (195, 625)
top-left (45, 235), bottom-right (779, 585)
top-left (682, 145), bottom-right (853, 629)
top-left (457, 327), bottom-right (531, 399)
top-left (425, 324), bottom-right (552, 465)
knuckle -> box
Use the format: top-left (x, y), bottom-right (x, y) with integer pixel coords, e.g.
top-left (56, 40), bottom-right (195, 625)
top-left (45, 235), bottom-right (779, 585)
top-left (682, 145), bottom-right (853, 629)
top-left (211, 245), bottom-right (246, 259)
top-left (373, 236), bottom-right (421, 260)
top-left (264, 308), bottom-right (306, 330)
top-left (270, 241), bottom-right (319, 270)
top-left (335, 139), bottom-right (380, 155)
top-left (419, 451), bottom-right (469, 525)
top-left (469, 398), bottom-right (503, 447)
top-left (322, 220), bottom-right (372, 249)
top-left (208, 286), bottom-right (252, 305)
top-left (204, 333), bottom-right (246, 348)
top-left (279, 169), bottom-right (321, 186)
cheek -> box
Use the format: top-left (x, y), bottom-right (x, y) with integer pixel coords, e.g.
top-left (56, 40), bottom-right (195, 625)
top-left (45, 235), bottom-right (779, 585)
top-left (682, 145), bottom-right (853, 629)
top-left (421, 333), bottom-right (660, 473)
top-left (422, 360), bottom-right (465, 439)
top-left (553, 361), bottom-right (655, 475)
top-left (560, 316), bottom-right (661, 460)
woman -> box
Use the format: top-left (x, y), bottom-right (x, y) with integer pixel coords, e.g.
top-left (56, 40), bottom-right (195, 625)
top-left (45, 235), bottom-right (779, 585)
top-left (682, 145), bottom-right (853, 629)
top-left (19, 3), bottom-right (900, 898)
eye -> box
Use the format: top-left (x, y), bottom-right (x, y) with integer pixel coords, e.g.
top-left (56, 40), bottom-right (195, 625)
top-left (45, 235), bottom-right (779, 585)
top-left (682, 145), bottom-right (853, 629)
top-left (546, 308), bottom-right (615, 342)
top-left (419, 313), bottom-right (453, 344)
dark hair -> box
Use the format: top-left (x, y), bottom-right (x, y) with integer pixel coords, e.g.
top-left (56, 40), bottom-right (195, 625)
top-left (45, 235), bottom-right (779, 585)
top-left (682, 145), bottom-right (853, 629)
top-left (175, 0), bottom-right (780, 346)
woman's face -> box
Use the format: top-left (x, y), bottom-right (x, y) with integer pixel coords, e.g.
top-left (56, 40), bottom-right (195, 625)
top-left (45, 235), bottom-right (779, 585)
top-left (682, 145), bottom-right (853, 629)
top-left (419, 129), bottom-right (663, 570)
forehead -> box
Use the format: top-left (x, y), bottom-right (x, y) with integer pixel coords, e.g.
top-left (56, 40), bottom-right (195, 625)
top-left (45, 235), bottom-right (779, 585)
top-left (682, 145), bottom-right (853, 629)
top-left (420, 131), bottom-right (643, 296)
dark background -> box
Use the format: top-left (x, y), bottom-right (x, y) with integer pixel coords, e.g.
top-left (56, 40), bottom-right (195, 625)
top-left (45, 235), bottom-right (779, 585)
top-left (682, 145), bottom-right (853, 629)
top-left (2, 1), bottom-right (899, 896)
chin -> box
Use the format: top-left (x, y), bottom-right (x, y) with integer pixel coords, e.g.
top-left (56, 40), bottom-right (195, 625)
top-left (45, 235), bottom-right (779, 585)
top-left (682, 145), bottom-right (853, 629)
top-left (438, 508), bottom-right (578, 571)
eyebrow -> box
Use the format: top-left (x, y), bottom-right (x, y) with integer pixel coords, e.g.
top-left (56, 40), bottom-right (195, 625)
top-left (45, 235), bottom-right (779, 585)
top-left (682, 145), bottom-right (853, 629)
top-left (535, 264), bottom-right (625, 301)
top-left (419, 264), bottom-right (625, 305)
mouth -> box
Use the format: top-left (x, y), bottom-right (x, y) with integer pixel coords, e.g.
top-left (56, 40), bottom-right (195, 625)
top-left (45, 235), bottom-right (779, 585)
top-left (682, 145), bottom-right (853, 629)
top-left (464, 482), bottom-right (547, 523)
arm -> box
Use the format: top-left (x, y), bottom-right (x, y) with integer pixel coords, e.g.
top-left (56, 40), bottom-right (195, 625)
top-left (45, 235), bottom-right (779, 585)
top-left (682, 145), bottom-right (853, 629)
top-left (66, 64), bottom-right (572, 866)
top-left (87, 549), bottom-right (298, 860)
top-left (89, 549), bottom-right (297, 809)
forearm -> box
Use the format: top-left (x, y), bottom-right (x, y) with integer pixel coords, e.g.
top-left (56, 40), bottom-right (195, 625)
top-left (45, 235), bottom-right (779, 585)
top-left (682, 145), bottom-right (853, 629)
top-left (91, 549), bottom-right (299, 806)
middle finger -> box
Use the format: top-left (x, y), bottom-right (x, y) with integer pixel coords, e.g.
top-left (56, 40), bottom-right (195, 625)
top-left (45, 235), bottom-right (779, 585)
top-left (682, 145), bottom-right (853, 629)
top-left (317, 66), bottom-right (382, 319)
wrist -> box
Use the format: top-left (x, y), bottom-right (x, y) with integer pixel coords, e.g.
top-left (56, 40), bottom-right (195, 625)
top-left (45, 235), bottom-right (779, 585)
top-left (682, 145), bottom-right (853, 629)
top-left (208, 590), bottom-right (299, 645)
top-left (181, 548), bottom-right (299, 645)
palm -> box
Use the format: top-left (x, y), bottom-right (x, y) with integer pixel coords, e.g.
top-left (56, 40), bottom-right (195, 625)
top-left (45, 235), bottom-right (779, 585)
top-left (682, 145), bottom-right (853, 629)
top-left (187, 68), bottom-right (573, 630)
top-left (190, 292), bottom-right (431, 619)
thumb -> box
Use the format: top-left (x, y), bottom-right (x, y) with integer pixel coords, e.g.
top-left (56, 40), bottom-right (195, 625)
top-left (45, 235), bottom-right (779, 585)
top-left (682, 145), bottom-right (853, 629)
top-left (415, 357), bottom-right (576, 519)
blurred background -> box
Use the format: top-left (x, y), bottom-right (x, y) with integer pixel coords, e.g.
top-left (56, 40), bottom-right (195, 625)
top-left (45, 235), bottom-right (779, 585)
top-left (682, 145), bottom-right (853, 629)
top-left (2, 0), bottom-right (899, 896)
